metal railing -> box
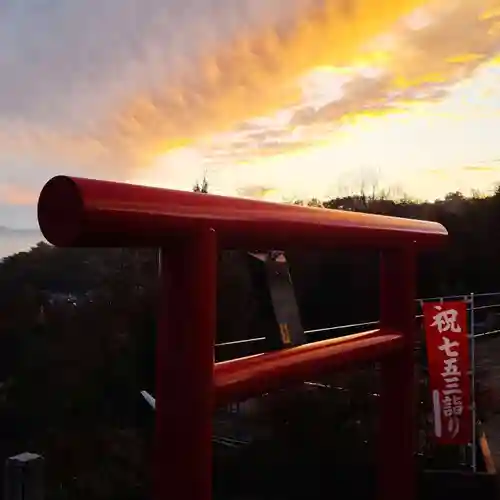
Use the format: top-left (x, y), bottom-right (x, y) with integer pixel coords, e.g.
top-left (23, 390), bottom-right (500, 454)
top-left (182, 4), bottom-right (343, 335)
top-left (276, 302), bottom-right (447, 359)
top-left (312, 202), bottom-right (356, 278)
top-left (215, 292), bottom-right (500, 474)
top-left (215, 291), bottom-right (500, 350)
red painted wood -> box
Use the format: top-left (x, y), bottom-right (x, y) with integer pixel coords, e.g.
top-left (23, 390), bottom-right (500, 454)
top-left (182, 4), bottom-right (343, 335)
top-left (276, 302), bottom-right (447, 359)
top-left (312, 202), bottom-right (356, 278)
top-left (36, 175), bottom-right (448, 500)
top-left (378, 249), bottom-right (417, 500)
top-left (155, 229), bottom-right (217, 500)
top-left (215, 329), bottom-right (403, 405)
top-left (37, 176), bottom-right (447, 249)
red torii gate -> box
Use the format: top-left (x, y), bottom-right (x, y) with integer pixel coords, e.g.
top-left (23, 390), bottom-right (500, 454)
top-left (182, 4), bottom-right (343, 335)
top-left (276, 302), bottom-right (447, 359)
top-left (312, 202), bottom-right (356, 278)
top-left (37, 175), bottom-right (447, 500)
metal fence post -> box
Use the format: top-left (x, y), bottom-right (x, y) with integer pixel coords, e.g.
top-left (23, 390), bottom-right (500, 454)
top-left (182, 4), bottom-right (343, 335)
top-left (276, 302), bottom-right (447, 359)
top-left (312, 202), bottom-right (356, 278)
top-left (378, 247), bottom-right (416, 500)
top-left (4, 453), bottom-right (44, 500)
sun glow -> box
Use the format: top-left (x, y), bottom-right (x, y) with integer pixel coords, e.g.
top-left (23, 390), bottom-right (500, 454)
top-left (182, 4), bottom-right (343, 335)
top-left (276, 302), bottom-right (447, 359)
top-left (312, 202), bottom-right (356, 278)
top-left (130, 0), bottom-right (500, 203)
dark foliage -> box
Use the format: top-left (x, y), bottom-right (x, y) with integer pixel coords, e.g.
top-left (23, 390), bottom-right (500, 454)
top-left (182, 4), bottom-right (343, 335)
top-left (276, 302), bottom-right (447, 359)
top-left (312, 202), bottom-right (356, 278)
top-left (0, 188), bottom-right (498, 498)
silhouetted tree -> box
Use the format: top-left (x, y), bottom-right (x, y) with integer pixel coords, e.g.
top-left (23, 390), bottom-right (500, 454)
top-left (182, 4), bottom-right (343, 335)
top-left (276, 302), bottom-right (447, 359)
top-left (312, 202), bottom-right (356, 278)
top-left (193, 175), bottom-right (209, 193)
top-left (0, 185), bottom-right (499, 498)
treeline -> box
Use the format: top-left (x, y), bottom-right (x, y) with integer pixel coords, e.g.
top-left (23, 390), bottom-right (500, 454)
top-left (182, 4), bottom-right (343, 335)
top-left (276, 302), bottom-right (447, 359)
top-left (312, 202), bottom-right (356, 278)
top-left (0, 187), bottom-right (498, 498)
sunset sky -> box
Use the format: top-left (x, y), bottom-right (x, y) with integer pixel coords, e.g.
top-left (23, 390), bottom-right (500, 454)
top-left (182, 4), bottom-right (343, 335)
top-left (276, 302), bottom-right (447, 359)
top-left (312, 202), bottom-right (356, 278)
top-left (0, 0), bottom-right (500, 256)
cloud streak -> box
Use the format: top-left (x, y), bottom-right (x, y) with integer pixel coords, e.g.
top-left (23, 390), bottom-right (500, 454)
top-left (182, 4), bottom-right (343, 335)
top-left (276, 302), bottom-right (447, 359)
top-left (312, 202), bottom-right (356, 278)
top-left (0, 0), bottom-right (499, 211)
top-left (0, 184), bottom-right (37, 205)
top-left (179, 0), bottom-right (500, 177)
top-left (0, 0), bottom-right (430, 178)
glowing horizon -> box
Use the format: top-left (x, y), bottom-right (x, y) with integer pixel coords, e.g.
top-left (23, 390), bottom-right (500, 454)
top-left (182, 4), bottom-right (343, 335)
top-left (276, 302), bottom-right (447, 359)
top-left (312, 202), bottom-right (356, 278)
top-left (1, 0), bottom-right (500, 232)
top-left (128, 0), bottom-right (500, 203)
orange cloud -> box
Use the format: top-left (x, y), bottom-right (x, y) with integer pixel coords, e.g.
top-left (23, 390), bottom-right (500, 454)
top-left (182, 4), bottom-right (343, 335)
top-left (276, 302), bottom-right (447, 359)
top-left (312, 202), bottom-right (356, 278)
top-left (461, 165), bottom-right (500, 172)
top-left (101, 0), bottom-right (430, 166)
top-left (0, 184), bottom-right (37, 205)
top-left (237, 0), bottom-right (500, 150)
top-left (2, 0), bottom-right (500, 194)
top-left (0, 0), bottom-right (432, 180)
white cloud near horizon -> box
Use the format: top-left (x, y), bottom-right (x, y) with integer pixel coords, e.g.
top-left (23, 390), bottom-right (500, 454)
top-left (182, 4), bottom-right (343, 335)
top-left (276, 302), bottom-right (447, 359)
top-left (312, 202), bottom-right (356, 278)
top-left (0, 0), bottom-right (500, 240)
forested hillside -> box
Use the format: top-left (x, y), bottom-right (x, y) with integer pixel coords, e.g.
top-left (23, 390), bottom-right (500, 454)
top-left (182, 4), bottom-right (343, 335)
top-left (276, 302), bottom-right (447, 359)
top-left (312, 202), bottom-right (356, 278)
top-left (0, 187), bottom-right (498, 499)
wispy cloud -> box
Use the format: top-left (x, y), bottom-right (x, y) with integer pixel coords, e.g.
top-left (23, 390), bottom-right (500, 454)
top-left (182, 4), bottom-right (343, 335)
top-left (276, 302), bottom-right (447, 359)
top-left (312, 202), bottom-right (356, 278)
top-left (0, 184), bottom-right (37, 205)
top-left (0, 0), bottom-right (499, 212)
top-left (140, 0), bottom-right (500, 185)
top-left (461, 165), bottom-right (500, 172)
top-left (0, 0), bottom-right (431, 177)
top-left (279, 0), bottom-right (500, 129)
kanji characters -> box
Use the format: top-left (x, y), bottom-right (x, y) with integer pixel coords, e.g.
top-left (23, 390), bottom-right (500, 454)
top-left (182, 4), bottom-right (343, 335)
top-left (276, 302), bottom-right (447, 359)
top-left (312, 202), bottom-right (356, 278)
top-left (441, 357), bottom-right (461, 377)
top-left (431, 305), bottom-right (462, 334)
top-left (447, 415), bottom-right (460, 438)
top-left (438, 336), bottom-right (459, 357)
top-left (452, 394), bottom-right (463, 416)
top-left (425, 301), bottom-right (469, 444)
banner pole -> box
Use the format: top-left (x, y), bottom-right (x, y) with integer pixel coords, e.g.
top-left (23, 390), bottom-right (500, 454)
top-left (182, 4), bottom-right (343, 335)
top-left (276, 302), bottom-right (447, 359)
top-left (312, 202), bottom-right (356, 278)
top-left (470, 292), bottom-right (477, 473)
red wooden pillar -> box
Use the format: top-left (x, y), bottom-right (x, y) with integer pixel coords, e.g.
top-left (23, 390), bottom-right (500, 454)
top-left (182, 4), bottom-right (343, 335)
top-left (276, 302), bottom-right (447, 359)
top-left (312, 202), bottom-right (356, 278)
top-left (378, 247), bottom-right (416, 500)
top-left (154, 228), bottom-right (217, 500)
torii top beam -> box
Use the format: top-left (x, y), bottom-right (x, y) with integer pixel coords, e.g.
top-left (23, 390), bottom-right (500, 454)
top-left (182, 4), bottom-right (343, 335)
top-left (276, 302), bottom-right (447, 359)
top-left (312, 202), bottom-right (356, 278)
top-left (38, 175), bottom-right (447, 250)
